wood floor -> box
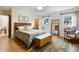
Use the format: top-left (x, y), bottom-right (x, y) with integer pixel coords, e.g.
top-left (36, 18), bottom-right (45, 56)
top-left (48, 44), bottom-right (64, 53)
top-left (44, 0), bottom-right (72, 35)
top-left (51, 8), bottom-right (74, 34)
top-left (0, 36), bottom-right (79, 52)
top-left (0, 36), bottom-right (26, 52)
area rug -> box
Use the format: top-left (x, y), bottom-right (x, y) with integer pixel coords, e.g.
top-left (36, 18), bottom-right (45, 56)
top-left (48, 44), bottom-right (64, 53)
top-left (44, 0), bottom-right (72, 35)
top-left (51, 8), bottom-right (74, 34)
top-left (29, 38), bottom-right (70, 52)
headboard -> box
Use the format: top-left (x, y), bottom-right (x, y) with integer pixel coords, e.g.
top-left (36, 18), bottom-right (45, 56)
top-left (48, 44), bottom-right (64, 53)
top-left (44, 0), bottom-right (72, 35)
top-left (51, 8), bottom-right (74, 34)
top-left (14, 22), bottom-right (31, 34)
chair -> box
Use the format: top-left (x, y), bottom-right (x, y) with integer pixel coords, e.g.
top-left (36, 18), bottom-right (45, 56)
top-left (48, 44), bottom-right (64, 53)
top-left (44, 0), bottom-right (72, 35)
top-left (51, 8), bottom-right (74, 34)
top-left (0, 27), bottom-right (6, 35)
top-left (64, 27), bottom-right (79, 43)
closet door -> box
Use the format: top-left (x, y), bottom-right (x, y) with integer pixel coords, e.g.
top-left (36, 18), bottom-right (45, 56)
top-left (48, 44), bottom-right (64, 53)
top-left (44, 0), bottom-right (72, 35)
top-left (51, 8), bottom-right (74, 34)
top-left (34, 18), bottom-right (39, 29)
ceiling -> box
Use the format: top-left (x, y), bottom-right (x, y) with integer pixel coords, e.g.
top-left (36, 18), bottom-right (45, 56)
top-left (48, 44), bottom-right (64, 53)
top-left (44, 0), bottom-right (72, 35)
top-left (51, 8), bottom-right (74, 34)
top-left (0, 6), bottom-right (76, 11)
top-left (0, 6), bottom-right (77, 15)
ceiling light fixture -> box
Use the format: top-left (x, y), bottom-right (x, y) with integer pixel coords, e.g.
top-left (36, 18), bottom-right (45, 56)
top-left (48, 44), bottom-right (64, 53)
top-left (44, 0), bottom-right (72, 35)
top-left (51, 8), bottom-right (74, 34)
top-left (37, 6), bottom-right (43, 10)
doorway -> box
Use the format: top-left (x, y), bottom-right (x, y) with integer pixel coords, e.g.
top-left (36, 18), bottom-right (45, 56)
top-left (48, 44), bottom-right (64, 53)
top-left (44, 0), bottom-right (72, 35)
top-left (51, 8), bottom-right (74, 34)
top-left (8, 15), bottom-right (11, 38)
top-left (0, 15), bottom-right (10, 37)
top-left (51, 19), bottom-right (59, 36)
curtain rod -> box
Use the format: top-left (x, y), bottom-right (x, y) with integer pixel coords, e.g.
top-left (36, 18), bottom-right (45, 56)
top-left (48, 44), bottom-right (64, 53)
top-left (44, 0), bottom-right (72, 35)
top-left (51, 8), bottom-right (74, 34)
top-left (60, 11), bottom-right (79, 15)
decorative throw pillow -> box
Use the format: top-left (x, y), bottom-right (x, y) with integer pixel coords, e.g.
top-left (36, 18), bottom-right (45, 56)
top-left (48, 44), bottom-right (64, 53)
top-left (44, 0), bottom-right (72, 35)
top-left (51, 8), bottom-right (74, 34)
top-left (17, 26), bottom-right (25, 30)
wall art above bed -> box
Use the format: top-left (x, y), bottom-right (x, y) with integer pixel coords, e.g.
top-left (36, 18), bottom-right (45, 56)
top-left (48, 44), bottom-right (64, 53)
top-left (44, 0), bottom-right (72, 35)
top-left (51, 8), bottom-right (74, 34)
top-left (18, 15), bottom-right (29, 22)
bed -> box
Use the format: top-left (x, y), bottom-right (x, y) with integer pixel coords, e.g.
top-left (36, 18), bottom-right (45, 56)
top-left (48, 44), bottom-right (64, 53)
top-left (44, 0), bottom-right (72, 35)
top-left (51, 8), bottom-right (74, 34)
top-left (14, 23), bottom-right (46, 47)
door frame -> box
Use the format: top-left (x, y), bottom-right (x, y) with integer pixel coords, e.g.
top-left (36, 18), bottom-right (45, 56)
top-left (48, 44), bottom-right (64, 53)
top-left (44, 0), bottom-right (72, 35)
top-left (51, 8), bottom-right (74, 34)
top-left (51, 19), bottom-right (59, 36)
top-left (8, 15), bottom-right (11, 38)
top-left (0, 14), bottom-right (11, 38)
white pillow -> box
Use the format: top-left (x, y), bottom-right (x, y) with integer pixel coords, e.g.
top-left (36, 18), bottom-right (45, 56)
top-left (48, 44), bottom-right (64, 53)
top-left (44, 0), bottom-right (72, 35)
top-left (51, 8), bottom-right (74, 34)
top-left (17, 26), bottom-right (25, 30)
top-left (27, 26), bottom-right (32, 30)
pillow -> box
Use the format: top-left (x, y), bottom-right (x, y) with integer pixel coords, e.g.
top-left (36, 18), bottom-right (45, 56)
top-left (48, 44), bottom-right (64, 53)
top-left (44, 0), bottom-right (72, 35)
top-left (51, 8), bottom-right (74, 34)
top-left (27, 26), bottom-right (32, 30)
top-left (17, 26), bottom-right (25, 30)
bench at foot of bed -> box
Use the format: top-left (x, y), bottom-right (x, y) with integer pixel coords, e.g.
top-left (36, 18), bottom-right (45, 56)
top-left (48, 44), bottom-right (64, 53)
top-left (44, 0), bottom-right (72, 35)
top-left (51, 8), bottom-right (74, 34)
top-left (33, 33), bottom-right (52, 47)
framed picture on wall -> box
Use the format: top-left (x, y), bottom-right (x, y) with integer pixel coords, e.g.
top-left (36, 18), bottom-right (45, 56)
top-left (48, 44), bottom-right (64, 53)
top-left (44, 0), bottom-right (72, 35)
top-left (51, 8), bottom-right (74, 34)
top-left (42, 16), bottom-right (49, 25)
top-left (18, 15), bottom-right (29, 22)
top-left (18, 15), bottom-right (25, 22)
top-left (44, 18), bottom-right (49, 25)
top-left (64, 16), bottom-right (72, 25)
top-left (24, 16), bottom-right (29, 22)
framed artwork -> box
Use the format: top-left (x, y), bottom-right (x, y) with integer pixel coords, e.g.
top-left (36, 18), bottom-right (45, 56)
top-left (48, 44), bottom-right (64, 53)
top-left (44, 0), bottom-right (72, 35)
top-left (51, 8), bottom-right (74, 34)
top-left (64, 16), bottom-right (72, 25)
top-left (18, 15), bottom-right (25, 22)
top-left (44, 18), bottom-right (49, 25)
top-left (24, 16), bottom-right (29, 22)
top-left (18, 15), bottom-right (29, 22)
top-left (43, 17), bottom-right (49, 25)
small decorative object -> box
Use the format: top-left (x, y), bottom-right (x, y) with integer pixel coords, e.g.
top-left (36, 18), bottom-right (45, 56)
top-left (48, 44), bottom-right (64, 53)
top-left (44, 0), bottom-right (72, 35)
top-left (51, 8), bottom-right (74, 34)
top-left (64, 16), bottom-right (72, 25)
top-left (18, 15), bottom-right (29, 22)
